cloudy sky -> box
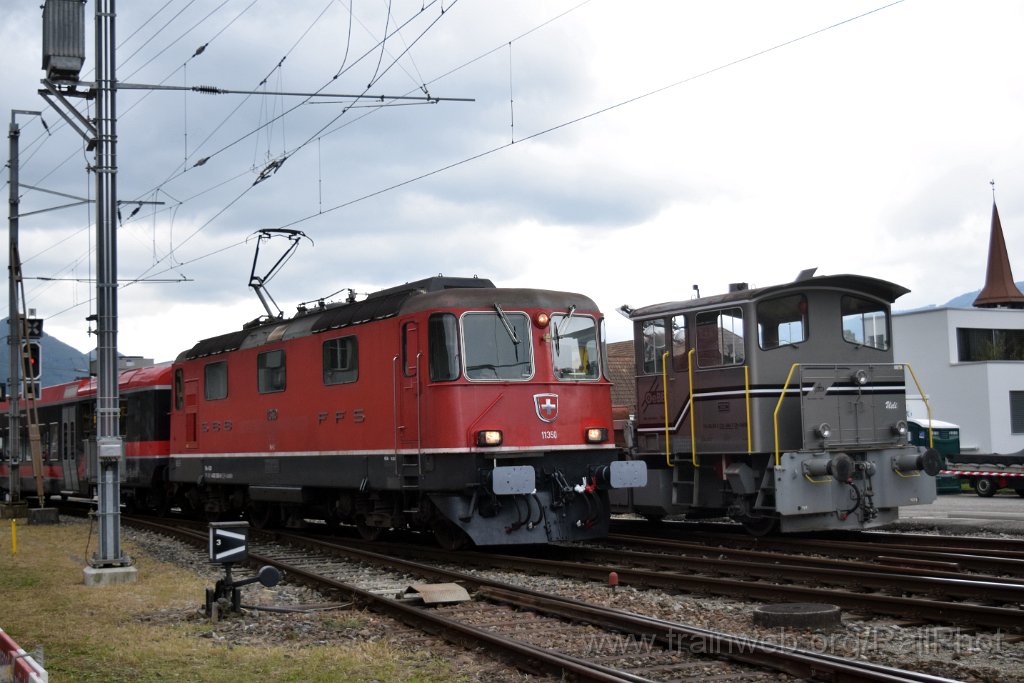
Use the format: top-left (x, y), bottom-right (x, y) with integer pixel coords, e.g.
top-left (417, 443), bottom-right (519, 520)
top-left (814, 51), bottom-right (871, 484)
top-left (2, 0), bottom-right (1023, 362)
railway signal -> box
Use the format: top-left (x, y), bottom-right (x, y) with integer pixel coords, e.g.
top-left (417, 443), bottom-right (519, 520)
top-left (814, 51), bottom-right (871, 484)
top-left (22, 341), bottom-right (42, 381)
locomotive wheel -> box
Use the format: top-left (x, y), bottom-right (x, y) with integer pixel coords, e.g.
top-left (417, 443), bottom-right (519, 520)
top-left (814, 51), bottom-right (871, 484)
top-left (356, 520), bottom-right (384, 541)
top-left (432, 519), bottom-right (470, 551)
top-left (740, 516), bottom-right (779, 537)
top-left (975, 477), bottom-right (998, 497)
top-left (247, 502), bottom-right (277, 530)
top-left (1017, 489), bottom-right (1024, 498)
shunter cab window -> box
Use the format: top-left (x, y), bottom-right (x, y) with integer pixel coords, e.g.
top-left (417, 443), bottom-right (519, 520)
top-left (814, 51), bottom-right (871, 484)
top-left (696, 308), bottom-right (745, 368)
top-left (462, 309), bottom-right (533, 380)
top-left (257, 349), bottom-right (286, 393)
top-left (204, 361), bottom-right (228, 400)
top-left (671, 315), bottom-right (688, 372)
top-left (323, 336), bottom-right (358, 385)
top-left (640, 319), bottom-right (666, 374)
top-left (428, 313), bottom-right (460, 382)
top-left (551, 312), bottom-right (600, 380)
top-left (841, 296), bottom-right (890, 350)
top-left (757, 294), bottom-right (808, 350)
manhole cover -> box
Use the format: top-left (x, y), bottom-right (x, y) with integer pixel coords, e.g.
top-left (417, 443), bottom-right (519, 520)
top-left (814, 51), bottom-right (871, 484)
top-left (752, 603), bottom-right (841, 629)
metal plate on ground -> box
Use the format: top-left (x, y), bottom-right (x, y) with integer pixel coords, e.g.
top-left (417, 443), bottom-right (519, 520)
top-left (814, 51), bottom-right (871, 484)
top-left (404, 583), bottom-right (471, 605)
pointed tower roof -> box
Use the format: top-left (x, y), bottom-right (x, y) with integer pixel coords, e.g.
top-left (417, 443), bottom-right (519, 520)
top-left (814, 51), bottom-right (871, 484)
top-left (973, 201), bottom-right (1024, 308)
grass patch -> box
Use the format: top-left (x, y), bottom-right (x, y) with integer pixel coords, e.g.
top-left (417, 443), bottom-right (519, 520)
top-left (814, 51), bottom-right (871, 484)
top-left (0, 518), bottom-right (468, 682)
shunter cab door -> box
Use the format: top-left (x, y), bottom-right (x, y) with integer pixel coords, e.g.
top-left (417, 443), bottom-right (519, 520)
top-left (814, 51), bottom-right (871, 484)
top-left (397, 320), bottom-right (421, 451)
top-left (60, 405), bottom-right (79, 492)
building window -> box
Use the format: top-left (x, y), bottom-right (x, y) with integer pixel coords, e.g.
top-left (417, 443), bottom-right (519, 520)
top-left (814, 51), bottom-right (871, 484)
top-left (204, 361), bottom-right (228, 400)
top-left (696, 308), bottom-right (745, 368)
top-left (323, 336), bottom-right (358, 385)
top-left (257, 349), bottom-right (286, 393)
top-left (957, 328), bottom-right (1024, 362)
top-left (1011, 391), bottom-right (1024, 434)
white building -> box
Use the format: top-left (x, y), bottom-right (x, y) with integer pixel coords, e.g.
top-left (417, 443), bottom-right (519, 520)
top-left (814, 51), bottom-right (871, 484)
top-left (892, 201), bottom-right (1024, 454)
top-left (894, 306), bottom-right (1024, 453)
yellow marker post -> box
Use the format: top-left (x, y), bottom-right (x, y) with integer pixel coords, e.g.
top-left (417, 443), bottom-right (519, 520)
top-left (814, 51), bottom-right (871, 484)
top-left (10, 519), bottom-right (16, 555)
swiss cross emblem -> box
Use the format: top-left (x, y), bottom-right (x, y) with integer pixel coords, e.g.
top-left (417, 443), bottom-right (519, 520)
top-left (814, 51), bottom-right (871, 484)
top-left (534, 393), bottom-right (559, 423)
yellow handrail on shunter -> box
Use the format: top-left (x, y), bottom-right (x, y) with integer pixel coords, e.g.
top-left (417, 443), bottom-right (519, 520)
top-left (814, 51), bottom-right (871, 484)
top-left (773, 362), bottom-right (934, 466)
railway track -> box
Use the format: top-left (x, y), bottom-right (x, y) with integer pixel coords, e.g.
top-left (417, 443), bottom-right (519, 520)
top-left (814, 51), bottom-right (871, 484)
top-left (124, 516), bottom-right (960, 683)
top-left (611, 519), bottom-right (1024, 574)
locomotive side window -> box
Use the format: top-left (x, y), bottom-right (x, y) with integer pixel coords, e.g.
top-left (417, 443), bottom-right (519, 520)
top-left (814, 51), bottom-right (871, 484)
top-left (696, 308), bottom-right (744, 367)
top-left (204, 361), bottom-right (228, 400)
top-left (174, 368), bottom-right (184, 411)
top-left (551, 313), bottom-right (600, 380)
top-left (757, 294), bottom-right (807, 350)
top-left (640, 319), bottom-right (666, 374)
top-left (323, 336), bottom-right (359, 385)
top-left (428, 313), bottom-right (460, 382)
top-left (463, 310), bottom-right (533, 380)
top-left (841, 296), bottom-right (889, 350)
top-left (671, 315), bottom-right (688, 372)
top-left (257, 349), bottom-right (287, 393)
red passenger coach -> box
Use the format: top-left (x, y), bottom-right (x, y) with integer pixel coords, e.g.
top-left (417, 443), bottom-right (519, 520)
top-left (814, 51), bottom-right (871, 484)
top-left (0, 363), bottom-right (172, 505)
top-left (166, 276), bottom-right (646, 547)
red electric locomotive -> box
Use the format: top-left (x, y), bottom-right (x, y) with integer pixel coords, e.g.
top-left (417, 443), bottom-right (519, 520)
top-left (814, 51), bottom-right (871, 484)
top-left (2, 276), bottom-right (647, 547)
top-left (165, 275), bottom-right (646, 546)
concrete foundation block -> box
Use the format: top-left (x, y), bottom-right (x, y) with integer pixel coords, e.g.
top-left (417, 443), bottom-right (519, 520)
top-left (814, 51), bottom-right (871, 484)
top-left (0, 502), bottom-right (28, 519)
top-left (83, 565), bottom-right (139, 587)
top-left (27, 507), bottom-right (60, 525)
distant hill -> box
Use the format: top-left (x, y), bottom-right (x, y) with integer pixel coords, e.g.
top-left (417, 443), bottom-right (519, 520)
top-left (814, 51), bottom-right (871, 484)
top-left (943, 282), bottom-right (1024, 308)
top-left (0, 318), bottom-right (91, 389)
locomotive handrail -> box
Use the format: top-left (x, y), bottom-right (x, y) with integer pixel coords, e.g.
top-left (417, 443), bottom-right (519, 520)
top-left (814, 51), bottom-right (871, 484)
top-left (744, 365), bottom-right (752, 454)
top-left (661, 351), bottom-right (672, 468)
top-left (902, 362), bottom-right (933, 449)
top-left (688, 349), bottom-right (697, 468)
top-left (773, 363), bottom-right (801, 467)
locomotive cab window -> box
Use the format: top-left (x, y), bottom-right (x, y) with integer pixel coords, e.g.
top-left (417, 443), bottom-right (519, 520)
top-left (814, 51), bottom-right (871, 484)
top-left (841, 296), bottom-right (889, 350)
top-left (640, 319), bottom-right (666, 374)
top-left (257, 349), bottom-right (287, 393)
top-left (462, 309), bottom-right (533, 380)
top-left (671, 315), bottom-right (688, 372)
top-left (323, 336), bottom-right (358, 385)
top-left (428, 313), bottom-right (460, 382)
top-left (551, 312), bottom-right (600, 380)
top-left (696, 308), bottom-right (744, 368)
top-left (204, 361), bottom-right (228, 400)
top-left (757, 294), bottom-right (807, 350)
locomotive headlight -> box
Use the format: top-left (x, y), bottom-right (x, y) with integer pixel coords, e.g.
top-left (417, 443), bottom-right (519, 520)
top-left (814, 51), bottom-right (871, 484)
top-left (476, 430), bottom-right (503, 447)
top-left (585, 427), bottom-right (608, 444)
top-left (891, 420), bottom-right (908, 436)
top-left (852, 369), bottom-right (869, 386)
top-left (534, 312), bottom-right (550, 328)
top-left (815, 422), bottom-right (832, 439)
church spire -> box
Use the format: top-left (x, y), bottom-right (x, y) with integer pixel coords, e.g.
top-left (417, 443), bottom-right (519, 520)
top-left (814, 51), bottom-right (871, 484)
top-left (973, 191), bottom-right (1024, 308)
